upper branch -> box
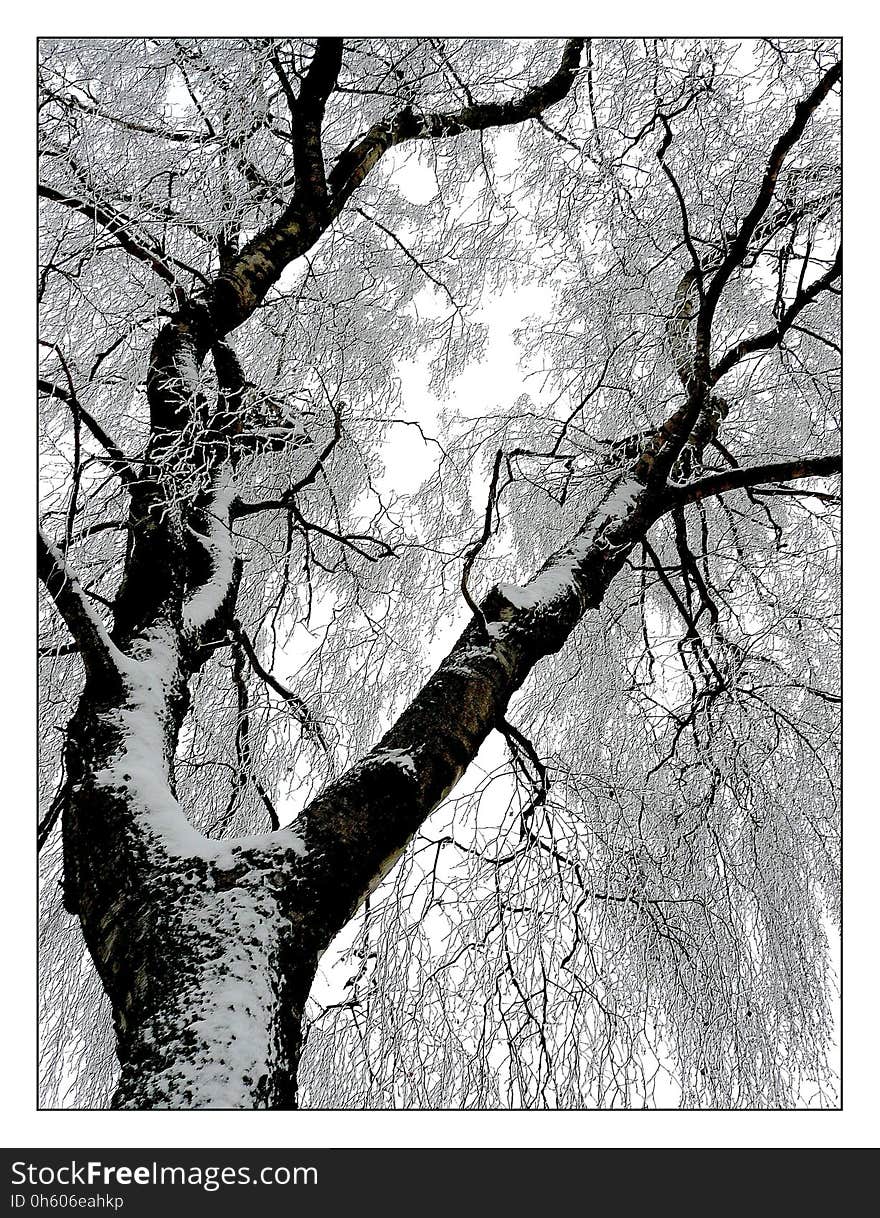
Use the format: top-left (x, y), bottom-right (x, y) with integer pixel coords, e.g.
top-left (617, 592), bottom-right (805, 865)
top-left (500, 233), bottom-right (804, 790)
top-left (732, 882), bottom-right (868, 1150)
top-left (657, 118), bottom-right (704, 300)
top-left (709, 246), bottom-right (841, 384)
top-left (327, 39), bottom-right (584, 208)
top-left (666, 453), bottom-right (841, 508)
top-left (199, 39), bottom-right (583, 337)
top-left (291, 38), bottom-right (344, 203)
top-left (698, 60), bottom-right (841, 350)
top-left (634, 64), bottom-right (840, 488)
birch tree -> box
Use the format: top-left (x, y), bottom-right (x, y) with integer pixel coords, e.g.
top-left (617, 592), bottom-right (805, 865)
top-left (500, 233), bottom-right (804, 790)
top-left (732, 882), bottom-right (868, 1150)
top-left (38, 37), bottom-right (841, 1109)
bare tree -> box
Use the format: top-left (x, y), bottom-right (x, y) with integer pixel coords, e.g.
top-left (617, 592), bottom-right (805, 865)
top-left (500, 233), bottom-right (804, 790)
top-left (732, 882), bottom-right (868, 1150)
top-left (38, 37), bottom-right (840, 1109)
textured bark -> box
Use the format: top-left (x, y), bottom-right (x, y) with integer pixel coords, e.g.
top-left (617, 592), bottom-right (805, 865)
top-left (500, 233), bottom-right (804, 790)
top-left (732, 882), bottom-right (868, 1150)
top-left (111, 871), bottom-right (310, 1110)
top-left (58, 624), bottom-right (310, 1109)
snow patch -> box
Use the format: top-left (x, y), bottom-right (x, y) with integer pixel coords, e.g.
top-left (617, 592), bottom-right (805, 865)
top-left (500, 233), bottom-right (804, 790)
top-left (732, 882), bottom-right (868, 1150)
top-left (499, 557), bottom-right (583, 611)
top-left (498, 478), bottom-right (642, 611)
top-left (127, 886), bottom-right (287, 1108)
top-left (364, 747), bottom-right (417, 777)
top-left (93, 623), bottom-right (307, 865)
top-left (183, 468), bottom-right (237, 633)
top-left (593, 476), bottom-right (641, 527)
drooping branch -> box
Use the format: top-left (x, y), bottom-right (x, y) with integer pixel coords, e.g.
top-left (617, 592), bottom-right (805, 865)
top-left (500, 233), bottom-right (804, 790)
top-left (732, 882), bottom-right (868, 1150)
top-left (225, 633), bottom-right (281, 832)
top-left (46, 87), bottom-right (222, 144)
top-left (353, 205), bottom-right (462, 308)
top-left (182, 468), bottom-right (239, 639)
top-left (231, 407), bottom-right (344, 518)
top-left (230, 620), bottom-right (329, 755)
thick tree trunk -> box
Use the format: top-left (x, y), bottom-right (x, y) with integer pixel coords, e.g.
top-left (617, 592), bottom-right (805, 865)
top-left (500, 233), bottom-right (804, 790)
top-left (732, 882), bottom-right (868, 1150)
top-left (55, 477), bottom-right (650, 1108)
top-left (110, 876), bottom-right (312, 1109)
top-left (58, 622), bottom-right (315, 1109)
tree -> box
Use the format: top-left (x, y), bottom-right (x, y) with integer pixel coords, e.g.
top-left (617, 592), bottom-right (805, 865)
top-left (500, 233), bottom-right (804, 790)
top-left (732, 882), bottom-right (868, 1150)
top-left (38, 36), bottom-right (841, 1110)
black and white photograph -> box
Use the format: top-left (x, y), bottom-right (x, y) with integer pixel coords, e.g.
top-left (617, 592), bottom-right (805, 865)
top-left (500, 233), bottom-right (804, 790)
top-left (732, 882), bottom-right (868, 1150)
top-left (9, 0), bottom-right (874, 1169)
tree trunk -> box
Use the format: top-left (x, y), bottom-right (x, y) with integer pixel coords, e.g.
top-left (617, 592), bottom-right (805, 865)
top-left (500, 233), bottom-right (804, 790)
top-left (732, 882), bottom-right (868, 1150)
top-left (110, 874), bottom-right (313, 1109)
top-left (58, 624), bottom-right (316, 1109)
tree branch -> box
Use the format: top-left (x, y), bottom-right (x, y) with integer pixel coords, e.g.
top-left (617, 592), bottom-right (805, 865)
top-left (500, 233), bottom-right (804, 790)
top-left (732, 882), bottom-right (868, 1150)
top-left (38, 528), bottom-right (123, 678)
top-left (287, 469), bottom-right (654, 933)
top-left (285, 433), bottom-right (840, 938)
top-left (710, 246), bottom-right (841, 384)
top-left (657, 118), bottom-right (704, 299)
top-left (38, 183), bottom-right (182, 288)
top-left (327, 39), bottom-right (584, 208)
top-left (292, 37), bottom-right (344, 202)
top-left (699, 60), bottom-right (840, 344)
top-left (38, 378), bottom-right (137, 484)
top-left (207, 39), bottom-right (583, 336)
top-left (632, 64), bottom-right (840, 489)
top-left (231, 620), bottom-right (329, 754)
top-left (665, 454), bottom-right (841, 508)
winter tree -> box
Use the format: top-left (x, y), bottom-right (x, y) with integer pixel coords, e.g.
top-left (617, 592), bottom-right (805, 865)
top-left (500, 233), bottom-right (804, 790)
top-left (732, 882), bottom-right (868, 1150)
top-left (38, 36), bottom-right (841, 1109)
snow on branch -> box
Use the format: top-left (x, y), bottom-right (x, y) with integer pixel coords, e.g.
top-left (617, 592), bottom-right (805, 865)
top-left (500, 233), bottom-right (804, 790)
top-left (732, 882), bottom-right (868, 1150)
top-left (183, 468), bottom-right (238, 635)
top-left (327, 39), bottom-right (585, 208)
top-left (91, 624), bottom-right (308, 866)
top-left (499, 476), bottom-right (643, 612)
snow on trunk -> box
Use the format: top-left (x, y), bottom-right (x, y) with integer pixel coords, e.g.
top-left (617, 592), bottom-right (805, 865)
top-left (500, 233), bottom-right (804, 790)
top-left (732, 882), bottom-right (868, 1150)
top-left (91, 621), bottom-right (306, 864)
top-left (498, 476), bottom-right (643, 612)
top-left (112, 879), bottom-right (305, 1109)
top-left (183, 465), bottom-right (237, 634)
